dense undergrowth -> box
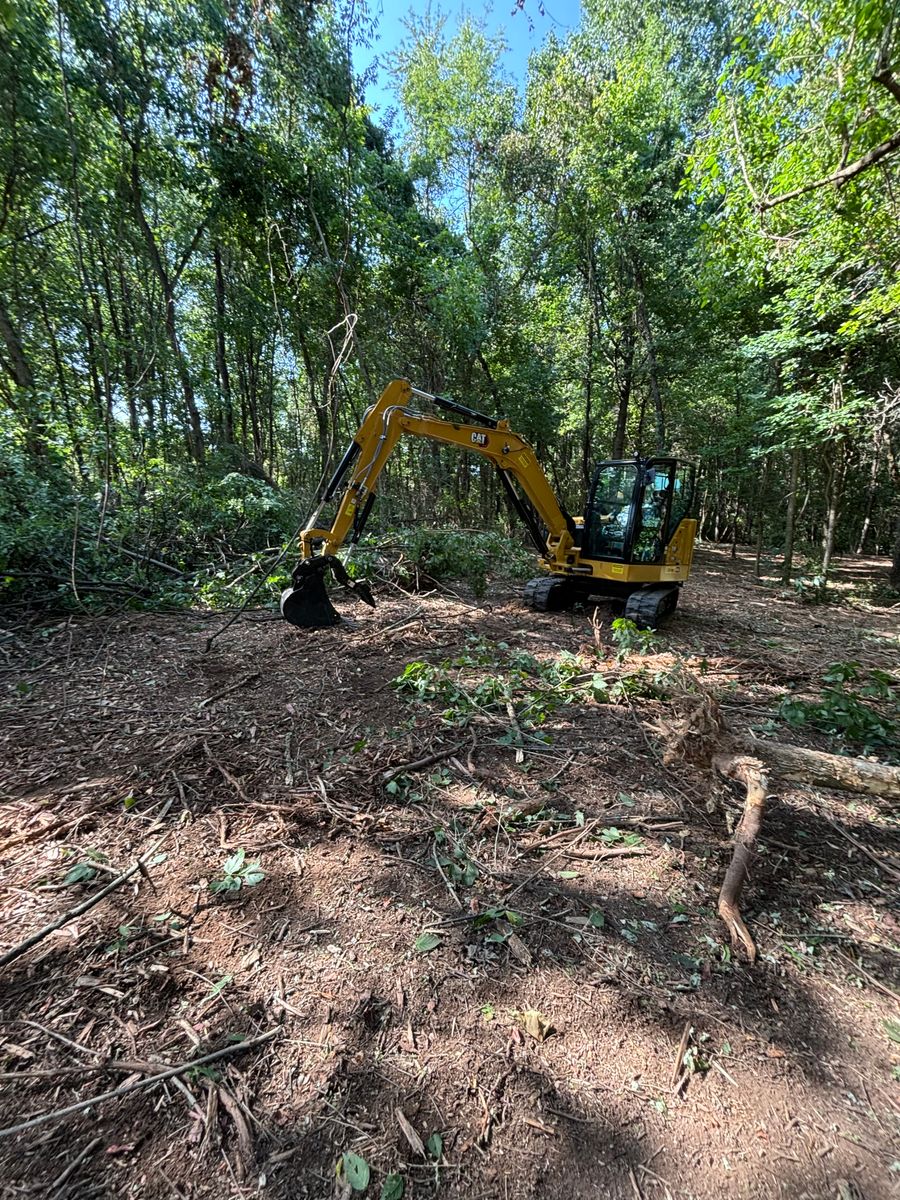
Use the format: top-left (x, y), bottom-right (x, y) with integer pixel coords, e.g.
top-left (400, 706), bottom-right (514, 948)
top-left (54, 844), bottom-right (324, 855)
top-left (0, 451), bottom-right (536, 613)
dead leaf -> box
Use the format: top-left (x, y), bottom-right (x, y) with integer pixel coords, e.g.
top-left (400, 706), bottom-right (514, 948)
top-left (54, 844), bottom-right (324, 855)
top-left (519, 1009), bottom-right (553, 1041)
top-left (395, 1107), bottom-right (426, 1157)
top-left (765, 1045), bottom-right (786, 1059)
top-left (2, 1043), bottom-right (34, 1061)
top-left (505, 931), bottom-right (533, 967)
top-left (523, 1115), bottom-right (557, 1136)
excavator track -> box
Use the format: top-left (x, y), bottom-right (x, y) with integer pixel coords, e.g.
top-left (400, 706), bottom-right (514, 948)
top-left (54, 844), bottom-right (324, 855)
top-left (523, 576), bottom-right (572, 612)
top-left (623, 585), bottom-right (679, 630)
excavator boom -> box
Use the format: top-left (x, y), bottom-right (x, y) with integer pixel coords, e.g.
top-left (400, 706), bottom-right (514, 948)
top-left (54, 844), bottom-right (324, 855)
top-left (282, 379), bottom-right (576, 627)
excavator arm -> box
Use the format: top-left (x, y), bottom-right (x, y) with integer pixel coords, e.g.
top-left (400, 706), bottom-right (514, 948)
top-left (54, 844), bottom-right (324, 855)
top-left (282, 379), bottom-right (576, 627)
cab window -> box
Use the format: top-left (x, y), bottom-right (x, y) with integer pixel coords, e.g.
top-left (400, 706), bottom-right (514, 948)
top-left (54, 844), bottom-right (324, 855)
top-left (585, 463), bottom-right (638, 560)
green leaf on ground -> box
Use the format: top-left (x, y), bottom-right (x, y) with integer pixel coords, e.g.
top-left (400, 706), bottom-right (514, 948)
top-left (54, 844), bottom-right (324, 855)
top-left (380, 1174), bottom-right (405, 1200)
top-left (341, 1151), bottom-right (370, 1191)
top-left (63, 863), bottom-right (97, 885)
top-left (414, 932), bottom-right (442, 954)
top-left (426, 1132), bottom-right (443, 1160)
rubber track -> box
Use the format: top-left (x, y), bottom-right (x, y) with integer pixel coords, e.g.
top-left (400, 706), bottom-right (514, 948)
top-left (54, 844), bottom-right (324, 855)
top-left (523, 576), bottom-right (568, 612)
top-left (624, 586), bottom-right (678, 630)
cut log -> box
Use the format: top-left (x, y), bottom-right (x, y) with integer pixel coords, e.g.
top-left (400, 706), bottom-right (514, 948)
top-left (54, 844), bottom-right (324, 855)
top-left (713, 754), bottom-right (769, 963)
top-left (744, 739), bottom-right (900, 801)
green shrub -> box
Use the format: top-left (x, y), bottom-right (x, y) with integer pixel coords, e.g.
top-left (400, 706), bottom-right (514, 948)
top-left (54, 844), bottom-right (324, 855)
top-left (346, 527), bottom-right (535, 597)
top-left (780, 661), bottom-right (899, 758)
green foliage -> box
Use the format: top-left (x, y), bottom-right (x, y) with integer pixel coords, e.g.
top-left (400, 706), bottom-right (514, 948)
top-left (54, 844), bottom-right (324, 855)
top-left (610, 617), bottom-right (660, 659)
top-left (413, 931), bottom-right (442, 954)
top-left (209, 849), bottom-right (266, 895)
top-left (780, 662), bottom-right (899, 758)
top-left (339, 1151), bottom-right (370, 1192)
top-left (393, 635), bottom-right (670, 738)
top-left (434, 827), bottom-right (478, 887)
top-left (347, 528), bottom-right (534, 598)
top-left (380, 1175), bottom-right (406, 1200)
top-left (791, 573), bottom-right (828, 605)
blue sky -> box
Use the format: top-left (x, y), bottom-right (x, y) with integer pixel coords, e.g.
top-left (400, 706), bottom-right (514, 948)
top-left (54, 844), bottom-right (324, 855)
top-left (352, 0), bottom-right (583, 122)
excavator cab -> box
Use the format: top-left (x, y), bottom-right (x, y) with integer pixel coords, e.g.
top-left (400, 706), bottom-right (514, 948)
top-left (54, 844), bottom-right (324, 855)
top-left (584, 459), bottom-right (695, 565)
top-left (280, 380), bottom-right (697, 631)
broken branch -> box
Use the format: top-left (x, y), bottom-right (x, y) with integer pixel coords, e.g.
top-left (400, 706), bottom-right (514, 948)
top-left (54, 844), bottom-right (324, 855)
top-left (0, 862), bottom-right (141, 969)
top-left (0, 1029), bottom-right (279, 1139)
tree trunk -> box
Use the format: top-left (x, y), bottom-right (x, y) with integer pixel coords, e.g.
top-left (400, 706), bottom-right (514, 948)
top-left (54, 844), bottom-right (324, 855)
top-left (0, 295), bottom-right (35, 389)
top-left (38, 293), bottom-right (84, 473)
top-left (889, 511), bottom-right (900, 593)
top-left (583, 312), bottom-right (594, 491)
top-left (631, 257), bottom-right (665, 452)
top-left (855, 443), bottom-right (881, 554)
top-left (744, 738), bottom-right (900, 801)
top-left (782, 447), bottom-right (800, 583)
top-left (129, 155), bottom-right (205, 462)
top-left (213, 243), bottom-right (235, 446)
top-left (820, 442), bottom-right (845, 578)
top-left (730, 488), bottom-right (741, 558)
top-left (754, 457), bottom-right (769, 576)
top-left (0, 295), bottom-right (45, 457)
top-left (611, 329), bottom-right (635, 460)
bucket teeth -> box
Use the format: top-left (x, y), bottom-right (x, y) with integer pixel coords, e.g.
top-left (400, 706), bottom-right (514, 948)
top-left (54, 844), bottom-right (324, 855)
top-left (280, 556), bottom-right (376, 628)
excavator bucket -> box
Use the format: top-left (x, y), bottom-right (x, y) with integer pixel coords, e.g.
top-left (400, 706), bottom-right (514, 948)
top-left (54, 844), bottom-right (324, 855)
top-left (280, 556), bottom-right (375, 629)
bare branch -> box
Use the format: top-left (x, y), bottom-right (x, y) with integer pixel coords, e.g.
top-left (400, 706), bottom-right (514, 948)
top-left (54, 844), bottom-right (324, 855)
top-left (730, 106), bottom-right (760, 204)
top-left (759, 128), bottom-right (900, 210)
top-left (874, 68), bottom-right (900, 106)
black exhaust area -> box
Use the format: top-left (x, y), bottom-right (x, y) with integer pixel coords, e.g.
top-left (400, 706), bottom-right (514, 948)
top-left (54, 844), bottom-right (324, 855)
top-left (280, 556), bottom-right (375, 629)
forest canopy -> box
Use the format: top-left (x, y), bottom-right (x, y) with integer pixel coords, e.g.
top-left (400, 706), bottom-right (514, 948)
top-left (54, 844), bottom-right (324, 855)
top-left (1, 0), bottom-right (899, 605)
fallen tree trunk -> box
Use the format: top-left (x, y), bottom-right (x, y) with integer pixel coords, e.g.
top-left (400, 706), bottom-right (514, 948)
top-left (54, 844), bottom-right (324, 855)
top-left (744, 738), bottom-right (900, 800)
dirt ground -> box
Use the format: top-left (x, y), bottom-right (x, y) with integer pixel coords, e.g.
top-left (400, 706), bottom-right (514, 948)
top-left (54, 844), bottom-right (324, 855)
top-left (1, 547), bottom-right (898, 1200)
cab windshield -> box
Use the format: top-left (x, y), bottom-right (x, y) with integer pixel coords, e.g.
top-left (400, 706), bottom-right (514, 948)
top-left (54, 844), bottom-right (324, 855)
top-left (584, 463), bottom-right (638, 560)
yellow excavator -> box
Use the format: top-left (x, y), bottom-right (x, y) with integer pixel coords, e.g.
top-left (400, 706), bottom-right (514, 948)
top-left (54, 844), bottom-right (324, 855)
top-left (281, 379), bottom-right (697, 629)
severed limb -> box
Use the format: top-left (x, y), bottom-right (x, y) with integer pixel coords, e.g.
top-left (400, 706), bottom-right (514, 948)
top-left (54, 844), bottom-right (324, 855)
top-left (712, 753), bottom-right (770, 963)
top-left (747, 739), bottom-right (900, 801)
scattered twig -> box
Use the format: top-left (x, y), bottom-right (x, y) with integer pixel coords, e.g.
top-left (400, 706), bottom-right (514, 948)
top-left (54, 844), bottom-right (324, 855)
top-left (218, 1086), bottom-right (254, 1182)
top-left (670, 1022), bottom-right (691, 1089)
top-left (432, 846), bottom-right (464, 911)
top-left (48, 1135), bottom-right (102, 1195)
top-left (395, 1108), bottom-right (426, 1157)
top-left (0, 1029), bottom-right (280, 1139)
top-left (505, 700), bottom-right (525, 764)
top-left (712, 1058), bottom-right (738, 1087)
top-left (99, 537), bottom-right (184, 577)
top-left (502, 821), bottom-right (600, 902)
top-left (19, 1020), bottom-right (99, 1057)
top-left (561, 845), bottom-right (651, 862)
top-left (833, 950), bottom-right (900, 1006)
top-left (381, 744), bottom-right (462, 786)
top-left (199, 671), bottom-right (262, 709)
top-left (0, 862), bottom-right (141, 969)
top-left (816, 810), bottom-right (900, 883)
top-left (628, 1164), bottom-right (645, 1200)
top-left (204, 745), bottom-right (249, 802)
